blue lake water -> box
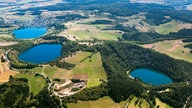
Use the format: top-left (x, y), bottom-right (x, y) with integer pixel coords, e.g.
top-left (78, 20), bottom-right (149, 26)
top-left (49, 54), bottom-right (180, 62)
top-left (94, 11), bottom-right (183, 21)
top-left (130, 68), bottom-right (173, 85)
top-left (13, 27), bottom-right (47, 39)
top-left (18, 44), bottom-right (62, 64)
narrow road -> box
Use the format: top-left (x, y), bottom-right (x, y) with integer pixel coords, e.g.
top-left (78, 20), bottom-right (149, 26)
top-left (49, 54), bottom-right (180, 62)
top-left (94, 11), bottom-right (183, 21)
top-left (4, 49), bottom-right (11, 63)
top-left (183, 94), bottom-right (192, 108)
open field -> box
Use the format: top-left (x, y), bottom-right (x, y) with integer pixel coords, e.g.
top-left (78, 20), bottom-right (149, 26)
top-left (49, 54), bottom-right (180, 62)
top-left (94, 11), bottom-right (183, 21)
top-left (55, 51), bottom-right (107, 87)
top-left (121, 14), bottom-right (152, 32)
top-left (69, 52), bottom-right (107, 87)
top-left (67, 95), bottom-right (170, 108)
top-left (58, 52), bottom-right (107, 87)
top-left (127, 96), bottom-right (150, 108)
top-left (15, 73), bottom-right (46, 96)
top-left (67, 96), bottom-right (121, 108)
top-left (155, 21), bottom-right (192, 35)
top-left (0, 42), bottom-right (18, 46)
top-left (155, 98), bottom-right (172, 108)
top-left (0, 34), bottom-right (13, 38)
top-left (144, 39), bottom-right (192, 62)
top-left (0, 61), bottom-right (18, 83)
top-left (64, 51), bottom-right (91, 64)
top-left (59, 18), bottom-right (121, 41)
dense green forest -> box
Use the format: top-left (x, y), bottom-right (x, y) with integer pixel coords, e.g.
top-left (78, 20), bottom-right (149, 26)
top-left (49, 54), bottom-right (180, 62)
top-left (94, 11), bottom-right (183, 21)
top-left (56, 14), bottom-right (88, 21)
top-left (0, 78), bottom-right (30, 108)
top-left (90, 20), bottom-right (114, 25)
top-left (122, 29), bottom-right (192, 43)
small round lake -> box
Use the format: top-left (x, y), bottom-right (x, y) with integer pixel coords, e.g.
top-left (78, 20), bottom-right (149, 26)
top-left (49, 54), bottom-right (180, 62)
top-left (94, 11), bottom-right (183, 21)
top-left (18, 44), bottom-right (62, 64)
top-left (130, 68), bottom-right (173, 85)
top-left (13, 27), bottom-right (47, 39)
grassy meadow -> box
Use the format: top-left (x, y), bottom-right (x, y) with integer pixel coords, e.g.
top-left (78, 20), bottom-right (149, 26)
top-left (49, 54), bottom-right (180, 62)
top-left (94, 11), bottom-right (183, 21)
top-left (65, 51), bottom-right (107, 87)
top-left (155, 21), bottom-right (192, 35)
top-left (67, 96), bottom-right (120, 108)
top-left (15, 73), bottom-right (46, 96)
top-left (67, 96), bottom-right (171, 108)
top-left (144, 39), bottom-right (192, 62)
top-left (63, 19), bottom-right (121, 41)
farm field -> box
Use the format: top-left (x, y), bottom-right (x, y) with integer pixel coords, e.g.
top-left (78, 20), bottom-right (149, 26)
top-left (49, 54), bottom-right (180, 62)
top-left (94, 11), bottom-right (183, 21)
top-left (155, 21), bottom-right (192, 35)
top-left (67, 96), bottom-right (121, 108)
top-left (60, 19), bottom-right (121, 41)
top-left (122, 14), bottom-right (152, 32)
top-left (60, 51), bottom-right (107, 87)
top-left (144, 39), bottom-right (192, 62)
top-left (67, 95), bottom-right (170, 108)
top-left (15, 73), bottom-right (46, 96)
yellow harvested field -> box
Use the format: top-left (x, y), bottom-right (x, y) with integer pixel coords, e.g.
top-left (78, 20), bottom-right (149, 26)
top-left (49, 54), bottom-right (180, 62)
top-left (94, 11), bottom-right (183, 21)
top-left (0, 61), bottom-right (18, 83)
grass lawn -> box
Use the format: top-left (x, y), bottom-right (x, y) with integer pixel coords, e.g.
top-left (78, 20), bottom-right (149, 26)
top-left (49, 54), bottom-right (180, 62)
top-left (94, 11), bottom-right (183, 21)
top-left (67, 96), bottom-right (120, 108)
top-left (15, 73), bottom-right (46, 96)
top-left (143, 39), bottom-right (192, 62)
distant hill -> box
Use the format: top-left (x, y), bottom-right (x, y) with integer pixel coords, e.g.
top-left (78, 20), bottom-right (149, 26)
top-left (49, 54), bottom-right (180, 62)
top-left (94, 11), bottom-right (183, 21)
top-left (0, 0), bottom-right (48, 3)
top-left (0, 0), bottom-right (19, 3)
top-left (130, 0), bottom-right (165, 4)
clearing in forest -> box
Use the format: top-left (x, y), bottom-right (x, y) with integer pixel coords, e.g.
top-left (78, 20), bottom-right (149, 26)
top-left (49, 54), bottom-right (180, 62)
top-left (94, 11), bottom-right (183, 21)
top-left (15, 73), bottom-right (46, 96)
